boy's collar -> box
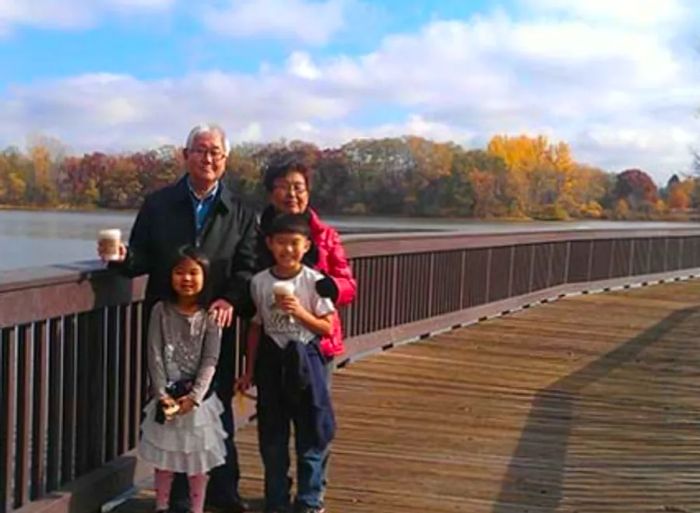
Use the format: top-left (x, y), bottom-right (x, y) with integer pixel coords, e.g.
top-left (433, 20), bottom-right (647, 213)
top-left (270, 265), bottom-right (304, 280)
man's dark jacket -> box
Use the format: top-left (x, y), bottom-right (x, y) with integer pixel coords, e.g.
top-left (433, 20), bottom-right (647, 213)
top-left (115, 175), bottom-right (258, 310)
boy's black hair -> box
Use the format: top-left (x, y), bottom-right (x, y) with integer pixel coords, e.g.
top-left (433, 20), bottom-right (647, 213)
top-left (264, 213), bottom-right (311, 238)
top-left (166, 245), bottom-right (211, 306)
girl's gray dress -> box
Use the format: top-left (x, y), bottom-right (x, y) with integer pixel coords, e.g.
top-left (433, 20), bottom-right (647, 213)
top-left (138, 301), bottom-right (227, 475)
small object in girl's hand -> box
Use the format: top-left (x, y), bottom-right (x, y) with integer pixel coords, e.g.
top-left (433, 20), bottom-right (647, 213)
top-left (163, 402), bottom-right (180, 418)
top-left (155, 399), bottom-right (180, 424)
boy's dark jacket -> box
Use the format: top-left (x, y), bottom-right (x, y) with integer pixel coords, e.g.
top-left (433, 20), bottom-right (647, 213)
top-left (282, 339), bottom-right (336, 449)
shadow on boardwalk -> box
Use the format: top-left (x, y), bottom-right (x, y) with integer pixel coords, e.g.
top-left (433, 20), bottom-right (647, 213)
top-left (492, 306), bottom-right (700, 513)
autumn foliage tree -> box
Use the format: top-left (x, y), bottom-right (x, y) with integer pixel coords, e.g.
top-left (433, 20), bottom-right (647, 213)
top-left (611, 169), bottom-right (659, 217)
top-left (0, 133), bottom-right (691, 221)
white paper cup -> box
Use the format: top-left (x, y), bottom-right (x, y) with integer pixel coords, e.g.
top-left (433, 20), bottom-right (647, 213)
top-left (272, 281), bottom-right (296, 323)
top-left (273, 281), bottom-right (296, 298)
top-left (98, 229), bottom-right (122, 261)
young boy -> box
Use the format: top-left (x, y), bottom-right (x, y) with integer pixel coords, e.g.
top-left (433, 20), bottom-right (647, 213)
top-left (237, 213), bottom-right (336, 513)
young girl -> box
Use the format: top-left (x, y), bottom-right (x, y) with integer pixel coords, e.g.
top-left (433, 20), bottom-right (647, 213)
top-left (138, 246), bottom-right (227, 513)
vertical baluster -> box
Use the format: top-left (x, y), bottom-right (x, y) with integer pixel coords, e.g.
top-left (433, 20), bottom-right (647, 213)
top-left (61, 315), bottom-right (77, 484)
top-left (1, 327), bottom-right (17, 513)
top-left (105, 306), bottom-right (119, 462)
top-left (14, 325), bottom-right (32, 508)
top-left (46, 318), bottom-right (63, 491)
top-left (119, 305), bottom-right (132, 454)
top-left (31, 321), bottom-right (49, 499)
top-left (130, 303), bottom-right (144, 449)
top-left (89, 309), bottom-right (107, 469)
top-left (75, 312), bottom-right (90, 477)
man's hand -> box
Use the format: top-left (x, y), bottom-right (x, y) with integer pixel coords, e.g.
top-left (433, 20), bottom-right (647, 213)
top-left (209, 298), bottom-right (234, 328)
top-left (97, 241), bottom-right (127, 263)
top-left (177, 396), bottom-right (197, 415)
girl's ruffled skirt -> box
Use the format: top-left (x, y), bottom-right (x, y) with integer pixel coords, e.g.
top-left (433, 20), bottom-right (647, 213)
top-left (138, 394), bottom-right (227, 475)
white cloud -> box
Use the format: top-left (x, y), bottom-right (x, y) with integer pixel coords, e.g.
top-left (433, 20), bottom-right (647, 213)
top-left (2, 1), bottom-right (700, 183)
top-left (200, 0), bottom-right (348, 45)
top-left (0, 0), bottom-right (174, 33)
top-left (287, 52), bottom-right (322, 80)
top-left (521, 0), bottom-right (688, 27)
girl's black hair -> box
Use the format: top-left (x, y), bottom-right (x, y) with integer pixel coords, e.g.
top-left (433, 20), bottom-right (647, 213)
top-left (167, 245), bottom-right (211, 306)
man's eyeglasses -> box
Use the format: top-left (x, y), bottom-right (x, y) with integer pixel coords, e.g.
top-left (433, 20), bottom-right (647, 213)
top-left (273, 183), bottom-right (307, 194)
top-left (190, 147), bottom-right (226, 161)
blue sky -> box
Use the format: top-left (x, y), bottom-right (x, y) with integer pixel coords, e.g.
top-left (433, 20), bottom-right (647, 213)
top-left (1, 0), bottom-right (700, 183)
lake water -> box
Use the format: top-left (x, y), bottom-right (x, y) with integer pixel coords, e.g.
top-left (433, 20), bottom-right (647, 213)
top-left (1, 209), bottom-right (698, 272)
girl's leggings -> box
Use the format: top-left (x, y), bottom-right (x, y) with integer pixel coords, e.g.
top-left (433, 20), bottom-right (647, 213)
top-left (154, 468), bottom-right (208, 513)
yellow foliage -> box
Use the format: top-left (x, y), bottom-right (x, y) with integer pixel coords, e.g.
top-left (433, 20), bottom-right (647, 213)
top-left (487, 134), bottom-right (580, 216)
top-left (614, 198), bottom-right (630, 219)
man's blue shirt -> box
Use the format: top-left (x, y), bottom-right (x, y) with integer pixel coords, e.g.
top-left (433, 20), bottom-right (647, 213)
top-left (187, 178), bottom-right (219, 235)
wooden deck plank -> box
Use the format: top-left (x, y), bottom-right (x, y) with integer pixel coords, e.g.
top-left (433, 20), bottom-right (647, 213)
top-left (116, 279), bottom-right (700, 513)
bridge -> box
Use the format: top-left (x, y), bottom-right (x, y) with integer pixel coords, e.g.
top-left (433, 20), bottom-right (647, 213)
top-left (2, 227), bottom-right (700, 512)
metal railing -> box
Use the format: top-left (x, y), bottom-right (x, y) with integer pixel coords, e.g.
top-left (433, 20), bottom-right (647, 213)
top-left (2, 227), bottom-right (700, 513)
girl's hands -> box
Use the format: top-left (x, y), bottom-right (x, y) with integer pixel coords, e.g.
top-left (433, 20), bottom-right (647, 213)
top-left (159, 395), bottom-right (180, 419)
top-left (177, 396), bottom-right (197, 415)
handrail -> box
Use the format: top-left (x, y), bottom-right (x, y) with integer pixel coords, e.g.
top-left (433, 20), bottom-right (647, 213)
top-left (2, 226), bottom-right (700, 513)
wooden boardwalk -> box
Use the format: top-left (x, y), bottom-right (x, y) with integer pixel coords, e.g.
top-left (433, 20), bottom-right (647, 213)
top-left (118, 279), bottom-right (700, 513)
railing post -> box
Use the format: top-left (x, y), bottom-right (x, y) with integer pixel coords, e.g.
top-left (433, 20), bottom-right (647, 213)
top-left (31, 321), bottom-right (49, 499)
top-left (628, 239), bottom-right (635, 277)
top-left (1, 328), bottom-right (17, 513)
top-left (390, 256), bottom-right (398, 327)
top-left (428, 253), bottom-right (435, 317)
top-left (459, 250), bottom-right (466, 308)
top-left (586, 240), bottom-right (595, 282)
top-left (47, 318), bottom-right (64, 492)
top-left (563, 241), bottom-right (571, 284)
top-left (608, 239), bottom-right (615, 279)
top-left (528, 244), bottom-right (536, 293)
top-left (507, 246), bottom-right (515, 298)
top-left (15, 325), bottom-right (32, 509)
top-left (62, 315), bottom-right (78, 485)
top-left (485, 248), bottom-right (493, 303)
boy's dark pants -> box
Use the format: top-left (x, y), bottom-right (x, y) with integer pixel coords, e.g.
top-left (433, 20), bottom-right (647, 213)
top-left (256, 337), bottom-right (325, 511)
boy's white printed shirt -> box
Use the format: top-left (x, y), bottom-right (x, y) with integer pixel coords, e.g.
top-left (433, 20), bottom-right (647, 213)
top-left (251, 266), bottom-right (335, 349)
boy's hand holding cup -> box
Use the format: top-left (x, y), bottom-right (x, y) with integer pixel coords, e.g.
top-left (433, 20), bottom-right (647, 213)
top-left (97, 229), bottom-right (126, 263)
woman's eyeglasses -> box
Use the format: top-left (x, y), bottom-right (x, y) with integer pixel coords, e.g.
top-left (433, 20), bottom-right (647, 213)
top-left (273, 183), bottom-right (307, 194)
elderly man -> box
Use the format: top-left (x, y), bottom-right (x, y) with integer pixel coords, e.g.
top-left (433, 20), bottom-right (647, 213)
top-left (99, 123), bottom-right (256, 512)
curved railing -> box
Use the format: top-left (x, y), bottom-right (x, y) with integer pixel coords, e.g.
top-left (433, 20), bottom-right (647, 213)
top-left (2, 226), bottom-right (700, 513)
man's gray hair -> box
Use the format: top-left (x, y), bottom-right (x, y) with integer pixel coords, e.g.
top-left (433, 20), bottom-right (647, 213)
top-left (185, 123), bottom-right (231, 155)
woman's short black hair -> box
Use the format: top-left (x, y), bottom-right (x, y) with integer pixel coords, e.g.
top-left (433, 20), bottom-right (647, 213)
top-left (262, 152), bottom-right (313, 192)
top-left (167, 245), bottom-right (211, 306)
top-left (264, 213), bottom-right (311, 238)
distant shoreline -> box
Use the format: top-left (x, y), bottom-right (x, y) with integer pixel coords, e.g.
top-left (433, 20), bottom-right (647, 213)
top-left (0, 203), bottom-right (696, 223)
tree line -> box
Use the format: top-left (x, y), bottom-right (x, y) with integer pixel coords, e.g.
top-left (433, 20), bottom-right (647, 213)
top-left (1, 133), bottom-right (698, 220)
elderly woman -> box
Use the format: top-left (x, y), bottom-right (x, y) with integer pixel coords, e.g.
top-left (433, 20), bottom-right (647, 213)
top-left (258, 156), bottom-right (356, 356)
top-left (257, 155), bottom-right (357, 506)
